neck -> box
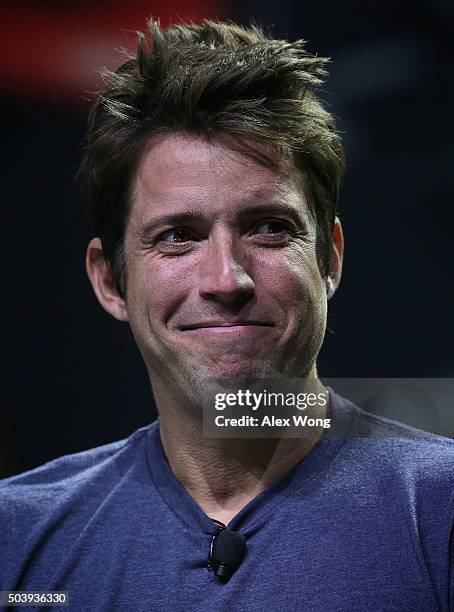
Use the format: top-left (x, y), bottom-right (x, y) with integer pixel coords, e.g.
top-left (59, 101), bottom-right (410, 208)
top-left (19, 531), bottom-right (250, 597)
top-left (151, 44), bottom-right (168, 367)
top-left (153, 368), bottom-right (328, 526)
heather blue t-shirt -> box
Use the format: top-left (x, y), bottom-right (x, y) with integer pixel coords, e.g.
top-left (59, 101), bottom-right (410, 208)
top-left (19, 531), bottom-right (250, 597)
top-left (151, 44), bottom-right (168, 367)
top-left (1, 392), bottom-right (453, 611)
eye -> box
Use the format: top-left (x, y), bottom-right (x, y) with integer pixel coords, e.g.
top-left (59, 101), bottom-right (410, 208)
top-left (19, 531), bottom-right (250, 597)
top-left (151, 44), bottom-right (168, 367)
top-left (254, 220), bottom-right (290, 235)
top-left (158, 227), bottom-right (194, 244)
top-left (250, 219), bottom-right (295, 244)
top-left (153, 226), bottom-right (199, 254)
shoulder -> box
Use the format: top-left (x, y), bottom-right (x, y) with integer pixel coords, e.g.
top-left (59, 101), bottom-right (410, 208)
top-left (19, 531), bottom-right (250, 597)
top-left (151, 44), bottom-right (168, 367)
top-left (333, 392), bottom-right (454, 507)
top-left (340, 393), bottom-right (454, 454)
top-left (0, 423), bottom-right (155, 511)
top-left (0, 423), bottom-right (158, 589)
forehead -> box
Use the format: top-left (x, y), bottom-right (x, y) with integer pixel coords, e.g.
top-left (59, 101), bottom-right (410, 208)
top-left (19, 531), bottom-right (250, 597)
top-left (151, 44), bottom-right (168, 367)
top-left (130, 133), bottom-right (310, 225)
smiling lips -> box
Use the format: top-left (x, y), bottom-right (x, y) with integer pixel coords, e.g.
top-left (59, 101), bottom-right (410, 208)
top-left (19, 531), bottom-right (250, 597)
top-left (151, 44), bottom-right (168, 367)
top-left (180, 321), bottom-right (274, 334)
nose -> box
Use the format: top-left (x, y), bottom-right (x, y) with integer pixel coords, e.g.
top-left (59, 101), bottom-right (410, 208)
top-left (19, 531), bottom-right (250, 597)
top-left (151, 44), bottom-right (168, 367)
top-left (198, 231), bottom-right (255, 307)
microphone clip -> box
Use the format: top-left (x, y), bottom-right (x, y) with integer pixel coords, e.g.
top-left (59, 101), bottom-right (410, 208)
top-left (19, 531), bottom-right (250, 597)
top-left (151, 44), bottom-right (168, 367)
top-left (207, 520), bottom-right (246, 582)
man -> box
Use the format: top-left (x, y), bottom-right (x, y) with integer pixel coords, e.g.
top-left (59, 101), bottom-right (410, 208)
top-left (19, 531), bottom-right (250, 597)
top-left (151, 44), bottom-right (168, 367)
top-left (1, 19), bottom-right (453, 611)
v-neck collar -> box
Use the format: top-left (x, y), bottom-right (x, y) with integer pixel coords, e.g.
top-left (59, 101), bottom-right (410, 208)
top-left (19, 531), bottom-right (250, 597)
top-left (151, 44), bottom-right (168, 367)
top-left (144, 389), bottom-right (353, 537)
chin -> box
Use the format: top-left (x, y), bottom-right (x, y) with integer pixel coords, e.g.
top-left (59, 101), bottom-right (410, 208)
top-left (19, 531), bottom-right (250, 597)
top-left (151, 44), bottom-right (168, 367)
top-left (198, 359), bottom-right (282, 383)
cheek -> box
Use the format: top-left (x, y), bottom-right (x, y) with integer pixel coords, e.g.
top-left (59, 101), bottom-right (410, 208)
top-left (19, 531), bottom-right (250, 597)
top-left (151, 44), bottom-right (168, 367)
top-left (127, 256), bottom-right (190, 321)
top-left (259, 246), bottom-right (326, 316)
top-left (273, 250), bottom-right (328, 369)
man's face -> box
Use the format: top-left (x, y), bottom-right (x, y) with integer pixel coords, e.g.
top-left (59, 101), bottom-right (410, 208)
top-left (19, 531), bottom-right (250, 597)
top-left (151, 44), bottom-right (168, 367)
top-left (118, 133), bottom-right (335, 401)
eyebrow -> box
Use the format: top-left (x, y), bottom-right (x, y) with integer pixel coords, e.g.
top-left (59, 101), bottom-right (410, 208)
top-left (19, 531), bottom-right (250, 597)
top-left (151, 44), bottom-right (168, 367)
top-left (139, 208), bottom-right (206, 242)
top-left (138, 201), bottom-right (308, 241)
top-left (237, 202), bottom-right (307, 223)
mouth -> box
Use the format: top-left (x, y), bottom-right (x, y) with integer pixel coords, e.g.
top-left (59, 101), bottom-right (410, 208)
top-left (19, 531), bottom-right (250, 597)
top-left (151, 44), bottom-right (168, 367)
top-left (179, 321), bottom-right (274, 334)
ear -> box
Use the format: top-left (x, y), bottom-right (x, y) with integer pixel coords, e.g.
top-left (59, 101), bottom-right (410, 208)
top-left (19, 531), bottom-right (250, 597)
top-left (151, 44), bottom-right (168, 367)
top-left (85, 237), bottom-right (129, 322)
top-left (326, 217), bottom-right (344, 299)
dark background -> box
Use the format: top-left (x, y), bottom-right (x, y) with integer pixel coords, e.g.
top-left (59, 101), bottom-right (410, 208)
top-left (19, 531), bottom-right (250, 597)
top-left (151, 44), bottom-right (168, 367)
top-left (2, 0), bottom-right (453, 477)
